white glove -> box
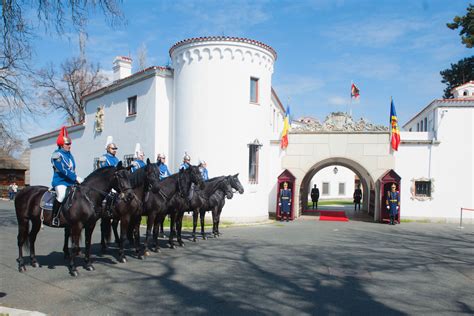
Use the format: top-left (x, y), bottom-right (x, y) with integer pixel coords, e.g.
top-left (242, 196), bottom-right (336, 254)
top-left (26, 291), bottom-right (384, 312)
top-left (278, 203), bottom-right (281, 206)
top-left (386, 206), bottom-right (389, 210)
top-left (76, 176), bottom-right (84, 184)
top-left (396, 206), bottom-right (399, 210)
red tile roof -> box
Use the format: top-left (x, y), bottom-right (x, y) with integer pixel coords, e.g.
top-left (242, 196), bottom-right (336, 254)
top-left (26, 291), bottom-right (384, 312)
top-left (169, 36), bottom-right (277, 60)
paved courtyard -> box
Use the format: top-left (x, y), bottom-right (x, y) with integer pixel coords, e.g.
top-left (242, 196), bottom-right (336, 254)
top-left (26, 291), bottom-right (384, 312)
top-left (0, 200), bottom-right (473, 315)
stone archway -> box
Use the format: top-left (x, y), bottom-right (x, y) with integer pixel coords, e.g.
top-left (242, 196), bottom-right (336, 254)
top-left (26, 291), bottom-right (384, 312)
top-left (300, 157), bottom-right (375, 217)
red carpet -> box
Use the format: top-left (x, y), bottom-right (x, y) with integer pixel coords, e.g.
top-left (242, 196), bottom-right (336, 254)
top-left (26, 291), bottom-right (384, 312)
top-left (319, 210), bottom-right (349, 222)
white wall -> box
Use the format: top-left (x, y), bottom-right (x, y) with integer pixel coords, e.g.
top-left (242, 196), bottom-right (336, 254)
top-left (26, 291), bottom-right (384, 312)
top-left (397, 106), bottom-right (474, 222)
top-left (310, 165), bottom-right (356, 200)
top-left (171, 39), bottom-right (281, 221)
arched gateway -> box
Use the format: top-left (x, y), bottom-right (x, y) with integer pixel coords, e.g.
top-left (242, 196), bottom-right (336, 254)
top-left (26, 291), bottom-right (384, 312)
top-left (281, 113), bottom-right (394, 221)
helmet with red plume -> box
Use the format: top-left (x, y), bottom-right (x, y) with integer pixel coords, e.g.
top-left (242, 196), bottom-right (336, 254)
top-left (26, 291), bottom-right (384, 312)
top-left (56, 126), bottom-right (72, 147)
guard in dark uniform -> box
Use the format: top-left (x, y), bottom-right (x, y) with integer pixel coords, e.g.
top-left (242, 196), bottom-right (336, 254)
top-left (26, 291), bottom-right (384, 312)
top-left (386, 183), bottom-right (400, 225)
top-left (279, 182), bottom-right (292, 222)
top-left (353, 184), bottom-right (362, 212)
top-left (310, 184), bottom-right (319, 210)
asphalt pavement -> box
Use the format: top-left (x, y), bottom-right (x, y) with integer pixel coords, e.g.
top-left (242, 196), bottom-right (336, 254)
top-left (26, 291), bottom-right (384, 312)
top-left (1, 200), bottom-right (473, 315)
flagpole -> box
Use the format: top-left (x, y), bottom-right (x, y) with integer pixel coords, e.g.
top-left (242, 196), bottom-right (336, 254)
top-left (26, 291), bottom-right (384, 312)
top-left (349, 80), bottom-right (352, 118)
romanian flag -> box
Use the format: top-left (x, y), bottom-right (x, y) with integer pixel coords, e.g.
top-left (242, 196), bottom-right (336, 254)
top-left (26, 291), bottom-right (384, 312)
top-left (351, 83), bottom-right (360, 99)
top-left (390, 99), bottom-right (400, 151)
top-left (280, 106), bottom-right (290, 149)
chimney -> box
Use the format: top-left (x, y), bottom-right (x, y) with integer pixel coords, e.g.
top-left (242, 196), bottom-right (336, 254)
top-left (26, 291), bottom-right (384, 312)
top-left (113, 56), bottom-right (132, 81)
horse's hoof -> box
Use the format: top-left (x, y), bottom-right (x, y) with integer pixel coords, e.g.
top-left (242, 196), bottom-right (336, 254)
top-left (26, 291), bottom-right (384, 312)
top-left (70, 270), bottom-right (79, 277)
top-left (85, 265), bottom-right (95, 271)
top-left (203, 236), bottom-right (208, 240)
top-left (138, 255), bottom-right (144, 260)
top-left (144, 251), bottom-right (151, 257)
top-left (19, 265), bottom-right (26, 272)
top-left (169, 244), bottom-right (176, 249)
top-left (193, 238), bottom-right (197, 242)
top-left (31, 262), bottom-right (39, 268)
top-left (119, 257), bottom-right (127, 263)
top-left (179, 242), bottom-right (185, 247)
top-left (151, 247), bottom-right (158, 253)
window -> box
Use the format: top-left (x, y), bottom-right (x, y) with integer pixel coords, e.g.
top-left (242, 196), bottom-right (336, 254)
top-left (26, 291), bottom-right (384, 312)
top-left (128, 96), bottom-right (137, 116)
top-left (322, 182), bottom-right (330, 195)
top-left (338, 183), bottom-right (345, 195)
top-left (420, 120), bottom-right (423, 131)
top-left (417, 123), bottom-right (419, 131)
top-left (248, 144), bottom-right (260, 183)
top-left (250, 77), bottom-right (259, 103)
top-left (463, 90), bottom-right (468, 96)
top-left (415, 181), bottom-right (431, 197)
top-left (123, 154), bottom-right (134, 168)
top-left (409, 128), bottom-right (412, 132)
top-left (424, 117), bottom-right (427, 131)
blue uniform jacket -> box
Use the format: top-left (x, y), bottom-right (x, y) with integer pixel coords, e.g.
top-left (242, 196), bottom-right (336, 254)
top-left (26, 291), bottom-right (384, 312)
top-left (99, 153), bottom-right (119, 168)
top-left (179, 162), bottom-right (190, 170)
top-left (159, 163), bottom-right (171, 180)
top-left (200, 167), bottom-right (209, 181)
top-left (387, 191), bottom-right (400, 216)
top-left (51, 148), bottom-right (77, 187)
top-left (131, 159), bottom-right (146, 173)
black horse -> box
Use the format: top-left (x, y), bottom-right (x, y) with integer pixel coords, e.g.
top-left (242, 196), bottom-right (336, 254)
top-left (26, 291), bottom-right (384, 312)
top-left (142, 161), bottom-right (204, 255)
top-left (210, 174), bottom-right (244, 237)
top-left (15, 163), bottom-right (132, 276)
top-left (100, 165), bottom-right (146, 262)
top-left (190, 176), bottom-right (234, 241)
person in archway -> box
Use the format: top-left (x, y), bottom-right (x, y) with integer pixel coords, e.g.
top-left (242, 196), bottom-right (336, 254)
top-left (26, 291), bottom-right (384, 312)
top-left (353, 184), bottom-right (362, 212)
top-left (386, 183), bottom-right (400, 225)
top-left (279, 182), bottom-right (292, 222)
top-left (310, 184), bottom-right (319, 210)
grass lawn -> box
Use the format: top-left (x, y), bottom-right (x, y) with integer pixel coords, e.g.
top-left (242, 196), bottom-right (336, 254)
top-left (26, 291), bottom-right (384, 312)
top-left (140, 215), bottom-right (231, 229)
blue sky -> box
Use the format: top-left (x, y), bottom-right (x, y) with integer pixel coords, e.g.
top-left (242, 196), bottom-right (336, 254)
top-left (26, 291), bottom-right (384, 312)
top-left (26, 0), bottom-right (472, 138)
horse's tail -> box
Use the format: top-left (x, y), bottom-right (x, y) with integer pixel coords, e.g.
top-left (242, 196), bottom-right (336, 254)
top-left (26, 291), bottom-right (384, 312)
top-left (101, 218), bottom-right (112, 243)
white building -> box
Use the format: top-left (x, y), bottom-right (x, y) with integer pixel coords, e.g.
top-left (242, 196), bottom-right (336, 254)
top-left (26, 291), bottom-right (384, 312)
top-left (398, 81), bottom-right (474, 222)
top-left (29, 37), bottom-right (286, 223)
top-left (309, 166), bottom-right (356, 200)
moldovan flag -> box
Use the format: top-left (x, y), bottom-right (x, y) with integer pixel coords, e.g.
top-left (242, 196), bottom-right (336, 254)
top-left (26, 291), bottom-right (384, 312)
top-left (351, 83), bottom-right (360, 99)
top-left (390, 99), bottom-right (401, 151)
top-left (280, 106), bottom-right (290, 149)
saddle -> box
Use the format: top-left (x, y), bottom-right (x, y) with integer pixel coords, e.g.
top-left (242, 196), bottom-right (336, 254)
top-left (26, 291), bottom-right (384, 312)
top-left (40, 187), bottom-right (75, 211)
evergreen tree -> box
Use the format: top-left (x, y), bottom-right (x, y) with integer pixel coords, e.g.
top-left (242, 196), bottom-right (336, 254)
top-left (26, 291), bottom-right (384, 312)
top-left (440, 57), bottom-right (474, 98)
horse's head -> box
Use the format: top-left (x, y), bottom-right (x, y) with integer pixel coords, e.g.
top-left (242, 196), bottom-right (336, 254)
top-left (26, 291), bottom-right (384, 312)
top-left (221, 177), bottom-right (234, 199)
top-left (229, 173), bottom-right (244, 194)
top-left (188, 165), bottom-right (205, 189)
top-left (145, 158), bottom-right (161, 192)
top-left (113, 162), bottom-right (135, 202)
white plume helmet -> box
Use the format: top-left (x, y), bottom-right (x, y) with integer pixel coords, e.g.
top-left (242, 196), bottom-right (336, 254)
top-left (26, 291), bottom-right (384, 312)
top-left (183, 152), bottom-right (191, 161)
top-left (134, 143), bottom-right (143, 158)
top-left (105, 136), bottom-right (114, 149)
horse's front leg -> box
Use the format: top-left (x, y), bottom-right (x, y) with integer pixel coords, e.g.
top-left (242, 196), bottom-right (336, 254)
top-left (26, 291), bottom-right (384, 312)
top-left (17, 218), bottom-right (29, 272)
top-left (152, 215), bottom-right (160, 251)
top-left (143, 213), bottom-right (155, 257)
top-left (132, 215), bottom-right (142, 259)
top-left (63, 226), bottom-right (71, 259)
top-left (168, 212), bottom-right (176, 249)
top-left (216, 208), bottom-right (223, 236)
top-left (212, 208), bottom-right (219, 237)
top-left (200, 210), bottom-right (207, 240)
top-left (84, 221), bottom-right (97, 271)
top-left (69, 223), bottom-right (83, 277)
top-left (29, 218), bottom-right (42, 268)
top-left (112, 218), bottom-right (120, 245)
top-left (100, 218), bottom-right (109, 254)
top-left (192, 210), bottom-right (198, 242)
top-left (118, 216), bottom-right (130, 263)
top-left (176, 211), bottom-right (185, 247)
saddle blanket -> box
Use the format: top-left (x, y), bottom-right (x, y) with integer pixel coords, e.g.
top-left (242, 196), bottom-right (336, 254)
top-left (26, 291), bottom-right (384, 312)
top-left (40, 190), bottom-right (56, 211)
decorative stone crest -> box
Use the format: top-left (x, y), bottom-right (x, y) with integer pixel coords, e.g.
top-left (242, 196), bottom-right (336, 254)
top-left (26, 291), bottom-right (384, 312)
top-left (95, 106), bottom-right (105, 132)
top-left (291, 112), bottom-right (389, 132)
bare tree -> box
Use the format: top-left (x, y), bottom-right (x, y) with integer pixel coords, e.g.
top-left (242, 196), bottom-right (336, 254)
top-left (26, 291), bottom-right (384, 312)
top-left (137, 42), bottom-right (148, 71)
top-left (1, 0), bottom-right (123, 145)
top-left (35, 57), bottom-right (109, 124)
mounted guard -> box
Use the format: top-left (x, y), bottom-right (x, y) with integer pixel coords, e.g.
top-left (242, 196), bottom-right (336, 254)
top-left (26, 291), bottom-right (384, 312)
top-left (131, 143), bottom-right (146, 173)
top-left (198, 160), bottom-right (209, 181)
top-left (179, 152), bottom-right (191, 170)
top-left (157, 153), bottom-right (171, 180)
top-left (51, 126), bottom-right (83, 226)
top-left (99, 136), bottom-right (119, 168)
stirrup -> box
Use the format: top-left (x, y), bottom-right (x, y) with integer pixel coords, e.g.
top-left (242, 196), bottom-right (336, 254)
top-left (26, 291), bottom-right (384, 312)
top-left (52, 217), bottom-right (60, 227)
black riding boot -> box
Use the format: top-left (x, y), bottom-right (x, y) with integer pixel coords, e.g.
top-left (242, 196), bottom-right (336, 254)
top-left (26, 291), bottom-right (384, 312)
top-left (52, 199), bottom-right (61, 227)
